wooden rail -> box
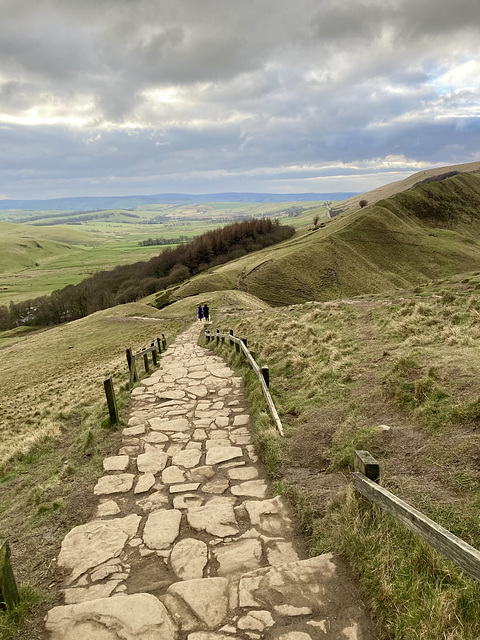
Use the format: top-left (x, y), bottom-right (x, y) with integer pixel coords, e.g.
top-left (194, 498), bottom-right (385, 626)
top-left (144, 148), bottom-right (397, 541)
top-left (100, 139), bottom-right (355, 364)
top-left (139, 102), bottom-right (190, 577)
top-left (206, 329), bottom-right (284, 436)
top-left (126, 336), bottom-right (166, 389)
top-left (353, 450), bottom-right (480, 582)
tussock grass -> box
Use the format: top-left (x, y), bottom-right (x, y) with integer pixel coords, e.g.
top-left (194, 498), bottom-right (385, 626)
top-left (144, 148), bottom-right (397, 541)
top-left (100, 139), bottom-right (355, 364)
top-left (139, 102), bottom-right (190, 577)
top-left (207, 279), bottom-right (480, 640)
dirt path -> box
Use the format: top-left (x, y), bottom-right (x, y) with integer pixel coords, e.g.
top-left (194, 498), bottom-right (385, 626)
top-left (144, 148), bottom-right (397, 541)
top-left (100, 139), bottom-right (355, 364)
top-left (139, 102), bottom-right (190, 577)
top-left (44, 323), bottom-right (376, 639)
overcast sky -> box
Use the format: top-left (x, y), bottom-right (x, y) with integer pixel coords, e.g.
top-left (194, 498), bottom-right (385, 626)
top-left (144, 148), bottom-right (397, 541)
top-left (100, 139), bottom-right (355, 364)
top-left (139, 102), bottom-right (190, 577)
top-left (1, 0), bottom-right (479, 199)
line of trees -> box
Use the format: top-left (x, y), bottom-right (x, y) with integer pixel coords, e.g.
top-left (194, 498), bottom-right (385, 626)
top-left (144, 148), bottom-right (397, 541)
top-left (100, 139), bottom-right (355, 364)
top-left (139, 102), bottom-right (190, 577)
top-left (0, 218), bottom-right (294, 330)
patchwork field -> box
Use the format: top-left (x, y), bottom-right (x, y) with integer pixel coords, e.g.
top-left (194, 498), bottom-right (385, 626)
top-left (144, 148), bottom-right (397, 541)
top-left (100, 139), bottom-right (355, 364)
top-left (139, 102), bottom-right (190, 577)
top-left (0, 201), bottom-right (325, 304)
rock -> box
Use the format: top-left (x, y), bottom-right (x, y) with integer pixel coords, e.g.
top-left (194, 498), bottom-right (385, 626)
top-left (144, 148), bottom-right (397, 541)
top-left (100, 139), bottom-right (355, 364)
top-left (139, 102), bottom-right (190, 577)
top-left (103, 455), bottom-right (129, 472)
top-left (266, 541), bottom-right (300, 566)
top-left (122, 424), bottom-right (146, 436)
top-left (244, 496), bottom-right (292, 536)
top-left (205, 446), bottom-right (243, 466)
top-left (63, 581), bottom-right (121, 604)
top-left (233, 414), bottom-right (249, 426)
top-left (215, 417), bottom-right (229, 427)
top-left (58, 515), bottom-right (140, 582)
top-left (228, 467), bottom-right (258, 481)
top-left (45, 593), bottom-right (175, 640)
top-left (277, 634), bottom-right (313, 640)
top-left (188, 386), bottom-right (209, 398)
top-left (187, 497), bottom-right (239, 537)
top-left (274, 604), bottom-right (313, 616)
top-left (136, 491), bottom-right (169, 513)
top-left (237, 610), bottom-right (275, 631)
top-left (93, 474), bottom-right (135, 496)
top-left (134, 473), bottom-right (156, 494)
top-left (144, 432), bottom-right (169, 443)
top-left (170, 538), bottom-right (208, 580)
top-left (202, 478), bottom-right (230, 494)
top-left (193, 429), bottom-right (208, 441)
top-left (143, 509), bottom-right (182, 549)
top-left (149, 417), bottom-right (189, 432)
top-left (238, 554), bottom-right (338, 610)
top-left (205, 439), bottom-right (231, 450)
top-left (137, 451), bottom-right (168, 474)
top-left (173, 494), bottom-right (204, 510)
top-left (231, 480), bottom-right (268, 499)
top-left (189, 466), bottom-right (215, 482)
top-left (214, 538), bottom-right (263, 577)
top-left (166, 577), bottom-right (229, 629)
top-left (96, 500), bottom-right (120, 517)
top-left (156, 390), bottom-right (186, 400)
top-left (171, 449), bottom-right (202, 468)
top-left (376, 424), bottom-right (391, 432)
top-left (162, 466), bottom-right (186, 484)
top-left (90, 562), bottom-right (122, 582)
top-left (170, 483), bottom-right (201, 493)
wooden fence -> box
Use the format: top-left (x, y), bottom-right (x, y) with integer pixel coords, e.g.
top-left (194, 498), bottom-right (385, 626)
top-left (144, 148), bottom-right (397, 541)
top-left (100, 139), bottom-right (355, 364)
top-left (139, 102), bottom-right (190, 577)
top-left (205, 329), bottom-right (284, 436)
top-left (353, 450), bottom-right (480, 582)
top-left (103, 335), bottom-right (167, 426)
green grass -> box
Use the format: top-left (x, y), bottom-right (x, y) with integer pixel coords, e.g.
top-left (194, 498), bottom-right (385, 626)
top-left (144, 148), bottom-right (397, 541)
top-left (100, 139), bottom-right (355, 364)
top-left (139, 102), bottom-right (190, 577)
top-left (205, 279), bottom-right (480, 640)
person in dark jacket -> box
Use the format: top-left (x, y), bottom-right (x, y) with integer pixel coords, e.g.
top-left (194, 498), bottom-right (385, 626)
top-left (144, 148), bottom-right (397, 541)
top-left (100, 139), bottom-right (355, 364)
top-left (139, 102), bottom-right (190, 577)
top-left (198, 305), bottom-right (204, 321)
top-left (203, 303), bottom-right (210, 322)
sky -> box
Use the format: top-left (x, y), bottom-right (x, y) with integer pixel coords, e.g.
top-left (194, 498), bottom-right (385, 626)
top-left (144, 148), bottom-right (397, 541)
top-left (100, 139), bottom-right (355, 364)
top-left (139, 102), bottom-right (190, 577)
top-left (1, 0), bottom-right (479, 200)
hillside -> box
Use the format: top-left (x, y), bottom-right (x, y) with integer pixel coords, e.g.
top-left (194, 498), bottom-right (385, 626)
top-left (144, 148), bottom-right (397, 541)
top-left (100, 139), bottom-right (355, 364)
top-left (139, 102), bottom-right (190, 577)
top-left (167, 171), bottom-right (480, 306)
top-left (0, 222), bottom-right (100, 274)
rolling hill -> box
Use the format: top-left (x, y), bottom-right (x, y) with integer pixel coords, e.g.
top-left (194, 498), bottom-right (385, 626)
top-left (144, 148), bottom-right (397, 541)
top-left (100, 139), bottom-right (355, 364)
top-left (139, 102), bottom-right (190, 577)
top-left (164, 168), bottom-right (480, 306)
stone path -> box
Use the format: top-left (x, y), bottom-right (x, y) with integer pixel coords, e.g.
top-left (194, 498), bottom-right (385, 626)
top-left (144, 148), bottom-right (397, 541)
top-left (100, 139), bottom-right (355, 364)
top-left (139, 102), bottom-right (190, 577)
top-left (45, 323), bottom-right (375, 639)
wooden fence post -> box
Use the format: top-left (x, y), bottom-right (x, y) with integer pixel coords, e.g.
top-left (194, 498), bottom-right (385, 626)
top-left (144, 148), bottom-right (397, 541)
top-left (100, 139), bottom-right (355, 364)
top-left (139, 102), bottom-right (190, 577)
top-left (261, 366), bottom-right (270, 388)
top-left (0, 541), bottom-right (19, 610)
top-left (129, 356), bottom-right (137, 388)
top-left (221, 333), bottom-right (225, 345)
top-left (143, 352), bottom-right (150, 373)
top-left (229, 329), bottom-right (234, 346)
top-left (126, 348), bottom-right (133, 372)
top-left (216, 329), bottom-right (220, 345)
top-left (162, 334), bottom-right (167, 350)
top-left (241, 338), bottom-right (247, 358)
top-left (235, 338), bottom-right (240, 353)
top-left (104, 376), bottom-right (118, 425)
top-left (206, 331), bottom-right (210, 342)
top-left (354, 450), bottom-right (380, 483)
top-left (156, 337), bottom-right (162, 354)
top-left (151, 342), bottom-right (158, 366)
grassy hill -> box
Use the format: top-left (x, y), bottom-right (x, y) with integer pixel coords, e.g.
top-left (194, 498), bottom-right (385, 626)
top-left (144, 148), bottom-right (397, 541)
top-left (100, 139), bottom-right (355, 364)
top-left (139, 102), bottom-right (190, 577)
top-left (166, 171), bottom-right (480, 307)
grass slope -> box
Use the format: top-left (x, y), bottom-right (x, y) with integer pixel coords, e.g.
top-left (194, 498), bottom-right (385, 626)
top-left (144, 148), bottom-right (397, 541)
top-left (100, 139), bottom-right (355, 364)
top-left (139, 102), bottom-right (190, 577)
top-left (206, 273), bottom-right (480, 640)
top-left (170, 172), bottom-right (480, 307)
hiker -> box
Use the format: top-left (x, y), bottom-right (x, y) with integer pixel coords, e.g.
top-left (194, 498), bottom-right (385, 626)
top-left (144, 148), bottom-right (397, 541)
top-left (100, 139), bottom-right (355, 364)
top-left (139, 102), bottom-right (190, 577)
top-left (203, 303), bottom-right (210, 322)
top-left (198, 305), bottom-right (204, 322)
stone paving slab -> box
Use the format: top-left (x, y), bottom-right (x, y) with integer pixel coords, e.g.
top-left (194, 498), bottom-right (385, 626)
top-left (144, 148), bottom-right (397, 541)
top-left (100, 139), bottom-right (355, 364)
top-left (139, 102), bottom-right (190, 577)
top-left (45, 323), bottom-right (376, 639)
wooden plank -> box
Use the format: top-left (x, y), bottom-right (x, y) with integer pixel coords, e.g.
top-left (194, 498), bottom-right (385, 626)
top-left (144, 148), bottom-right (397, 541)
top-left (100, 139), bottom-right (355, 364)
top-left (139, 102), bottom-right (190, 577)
top-left (354, 450), bottom-right (380, 482)
top-left (0, 541), bottom-right (19, 610)
top-left (353, 473), bottom-right (480, 582)
top-left (103, 376), bottom-right (118, 424)
top-left (143, 353), bottom-right (150, 373)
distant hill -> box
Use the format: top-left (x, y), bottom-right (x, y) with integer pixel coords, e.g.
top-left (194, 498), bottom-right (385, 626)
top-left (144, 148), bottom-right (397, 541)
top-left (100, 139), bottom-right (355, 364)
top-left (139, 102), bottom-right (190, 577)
top-left (0, 192), bottom-right (358, 211)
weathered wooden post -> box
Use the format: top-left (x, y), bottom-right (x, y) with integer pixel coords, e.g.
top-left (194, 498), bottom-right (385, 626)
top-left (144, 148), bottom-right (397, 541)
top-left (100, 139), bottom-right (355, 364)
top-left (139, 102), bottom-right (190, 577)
top-left (143, 352), bottom-right (150, 373)
top-left (235, 338), bottom-right (240, 353)
top-left (229, 329), bottom-right (234, 346)
top-left (104, 376), bottom-right (118, 425)
top-left (221, 333), bottom-right (225, 345)
top-left (126, 347), bottom-right (133, 371)
top-left (129, 356), bottom-right (137, 388)
top-left (162, 333), bottom-right (167, 350)
top-left (206, 331), bottom-right (210, 342)
top-left (0, 540), bottom-right (19, 610)
top-left (354, 450), bottom-right (380, 483)
top-left (151, 342), bottom-right (158, 366)
top-left (261, 365), bottom-right (270, 388)
top-left (216, 329), bottom-right (220, 345)
top-left (156, 337), bottom-right (162, 354)
top-left (241, 338), bottom-right (247, 358)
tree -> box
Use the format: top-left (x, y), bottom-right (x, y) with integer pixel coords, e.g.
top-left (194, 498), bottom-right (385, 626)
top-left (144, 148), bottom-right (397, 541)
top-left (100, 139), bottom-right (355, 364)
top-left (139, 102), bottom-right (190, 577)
top-left (359, 199), bottom-right (368, 208)
top-left (313, 214), bottom-right (320, 227)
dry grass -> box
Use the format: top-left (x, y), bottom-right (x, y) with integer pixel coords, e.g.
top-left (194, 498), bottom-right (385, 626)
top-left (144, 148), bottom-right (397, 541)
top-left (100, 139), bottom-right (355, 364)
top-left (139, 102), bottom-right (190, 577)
top-left (208, 276), bottom-right (480, 640)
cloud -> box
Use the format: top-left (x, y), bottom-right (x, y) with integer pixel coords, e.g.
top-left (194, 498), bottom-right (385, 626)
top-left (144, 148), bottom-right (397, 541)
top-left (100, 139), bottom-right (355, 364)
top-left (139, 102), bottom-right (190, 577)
top-left (0, 0), bottom-right (479, 198)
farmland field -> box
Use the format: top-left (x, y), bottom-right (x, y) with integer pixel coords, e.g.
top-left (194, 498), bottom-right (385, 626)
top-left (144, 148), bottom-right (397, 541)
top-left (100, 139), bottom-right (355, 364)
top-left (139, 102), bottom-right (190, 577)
top-left (0, 201), bottom-right (326, 304)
